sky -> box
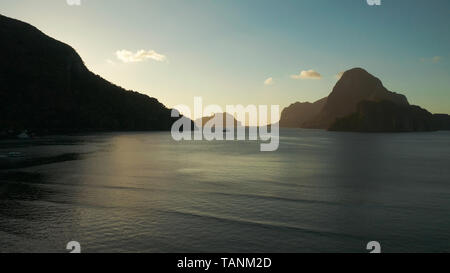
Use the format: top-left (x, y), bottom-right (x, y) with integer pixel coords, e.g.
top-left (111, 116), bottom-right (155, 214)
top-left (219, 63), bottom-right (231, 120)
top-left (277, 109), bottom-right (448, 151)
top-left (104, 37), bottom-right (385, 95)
top-left (1, 0), bottom-right (450, 120)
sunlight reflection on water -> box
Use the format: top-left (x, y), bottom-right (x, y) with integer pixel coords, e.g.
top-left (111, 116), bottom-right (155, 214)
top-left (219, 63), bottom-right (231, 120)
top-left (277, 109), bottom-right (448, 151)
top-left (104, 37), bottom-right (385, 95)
top-left (0, 130), bottom-right (449, 253)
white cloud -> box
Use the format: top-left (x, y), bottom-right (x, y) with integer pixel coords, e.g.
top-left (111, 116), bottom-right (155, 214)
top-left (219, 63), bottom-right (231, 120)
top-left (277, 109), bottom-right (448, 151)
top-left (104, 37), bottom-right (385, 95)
top-left (106, 59), bottom-right (116, 66)
top-left (432, 56), bottom-right (442, 63)
top-left (116, 49), bottom-right (167, 63)
top-left (291, 69), bottom-right (322, 80)
top-left (264, 77), bottom-right (274, 85)
top-left (420, 56), bottom-right (442, 64)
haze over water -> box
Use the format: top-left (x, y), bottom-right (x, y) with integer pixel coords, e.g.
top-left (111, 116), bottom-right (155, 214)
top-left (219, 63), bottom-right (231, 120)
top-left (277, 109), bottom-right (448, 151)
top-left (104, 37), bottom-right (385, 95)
top-left (1, 129), bottom-right (450, 253)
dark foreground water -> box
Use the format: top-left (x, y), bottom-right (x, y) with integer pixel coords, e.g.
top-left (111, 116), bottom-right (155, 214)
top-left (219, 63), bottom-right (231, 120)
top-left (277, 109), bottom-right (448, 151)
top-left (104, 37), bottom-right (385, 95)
top-left (0, 129), bottom-right (449, 253)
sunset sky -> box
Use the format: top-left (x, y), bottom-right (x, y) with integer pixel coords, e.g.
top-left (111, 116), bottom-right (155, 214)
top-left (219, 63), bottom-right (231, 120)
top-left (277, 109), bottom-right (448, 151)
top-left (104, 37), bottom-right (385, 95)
top-left (2, 0), bottom-right (449, 118)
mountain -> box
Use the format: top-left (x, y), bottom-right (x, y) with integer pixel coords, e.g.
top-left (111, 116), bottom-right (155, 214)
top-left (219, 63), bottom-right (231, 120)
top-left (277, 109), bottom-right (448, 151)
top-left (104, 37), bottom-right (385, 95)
top-left (195, 113), bottom-right (241, 129)
top-left (433, 114), bottom-right (450, 130)
top-left (0, 14), bottom-right (181, 136)
top-left (306, 68), bottom-right (409, 129)
top-left (279, 97), bottom-right (326, 128)
top-left (329, 100), bottom-right (435, 132)
top-left (280, 67), bottom-right (450, 132)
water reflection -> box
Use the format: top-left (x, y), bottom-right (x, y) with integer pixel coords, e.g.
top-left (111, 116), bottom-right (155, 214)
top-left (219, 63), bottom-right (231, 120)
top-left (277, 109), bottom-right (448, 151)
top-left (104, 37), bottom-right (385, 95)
top-left (0, 130), bottom-right (449, 253)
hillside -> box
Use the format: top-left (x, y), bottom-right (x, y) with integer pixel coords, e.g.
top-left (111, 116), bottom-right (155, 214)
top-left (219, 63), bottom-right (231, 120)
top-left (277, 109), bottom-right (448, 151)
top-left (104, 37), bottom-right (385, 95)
top-left (329, 100), bottom-right (435, 132)
top-left (0, 14), bottom-right (179, 136)
top-left (279, 97), bottom-right (326, 128)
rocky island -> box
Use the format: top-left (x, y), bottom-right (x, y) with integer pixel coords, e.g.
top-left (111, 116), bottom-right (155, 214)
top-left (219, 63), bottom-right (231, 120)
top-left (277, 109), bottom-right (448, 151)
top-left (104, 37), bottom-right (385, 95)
top-left (280, 68), bottom-right (450, 132)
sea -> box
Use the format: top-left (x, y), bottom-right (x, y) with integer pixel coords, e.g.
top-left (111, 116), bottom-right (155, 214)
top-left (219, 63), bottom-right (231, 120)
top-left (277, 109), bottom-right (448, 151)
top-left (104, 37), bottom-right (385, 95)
top-left (0, 129), bottom-right (449, 253)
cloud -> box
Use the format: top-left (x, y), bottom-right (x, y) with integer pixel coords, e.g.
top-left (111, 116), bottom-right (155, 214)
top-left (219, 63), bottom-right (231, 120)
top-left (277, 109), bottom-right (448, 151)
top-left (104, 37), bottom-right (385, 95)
top-left (432, 56), bottom-right (442, 63)
top-left (420, 56), bottom-right (442, 63)
top-left (264, 77), bottom-right (274, 85)
top-left (116, 49), bottom-right (167, 63)
top-left (106, 59), bottom-right (116, 66)
top-left (291, 69), bottom-right (322, 80)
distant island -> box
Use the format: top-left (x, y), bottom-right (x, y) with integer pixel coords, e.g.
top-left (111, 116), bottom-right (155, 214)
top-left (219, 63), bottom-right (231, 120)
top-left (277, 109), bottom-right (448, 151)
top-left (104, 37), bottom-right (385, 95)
top-left (0, 14), bottom-right (183, 138)
top-left (195, 113), bottom-right (241, 129)
top-left (280, 68), bottom-right (450, 132)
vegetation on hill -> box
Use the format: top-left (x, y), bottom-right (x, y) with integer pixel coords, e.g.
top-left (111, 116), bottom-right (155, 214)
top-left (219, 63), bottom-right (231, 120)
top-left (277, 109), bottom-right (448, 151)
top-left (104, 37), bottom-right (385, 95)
top-left (0, 14), bottom-right (180, 136)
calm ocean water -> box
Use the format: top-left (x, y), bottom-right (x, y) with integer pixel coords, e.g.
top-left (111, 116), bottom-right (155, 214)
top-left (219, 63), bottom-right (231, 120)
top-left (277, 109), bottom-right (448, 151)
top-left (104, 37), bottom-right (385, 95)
top-left (0, 129), bottom-right (449, 253)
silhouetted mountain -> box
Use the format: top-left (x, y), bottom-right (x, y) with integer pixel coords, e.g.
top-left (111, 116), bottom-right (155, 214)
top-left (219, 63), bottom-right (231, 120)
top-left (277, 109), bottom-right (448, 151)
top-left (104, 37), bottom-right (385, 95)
top-left (306, 68), bottom-right (409, 128)
top-left (280, 67), bottom-right (449, 132)
top-left (0, 14), bottom-right (182, 136)
top-left (195, 113), bottom-right (241, 129)
top-left (329, 100), bottom-right (434, 132)
top-left (433, 114), bottom-right (450, 130)
top-left (279, 97), bottom-right (326, 128)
